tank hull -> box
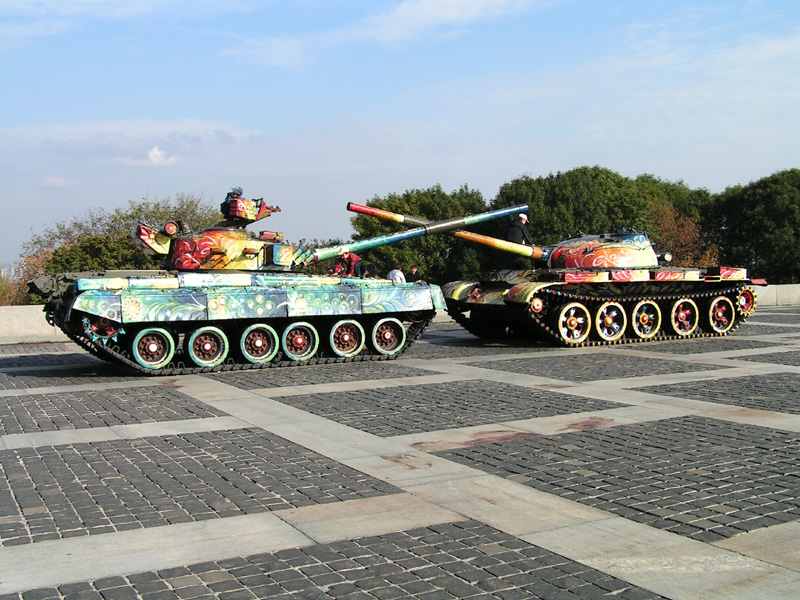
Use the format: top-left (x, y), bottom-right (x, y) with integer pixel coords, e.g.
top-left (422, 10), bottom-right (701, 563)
top-left (39, 270), bottom-right (445, 374)
top-left (442, 267), bottom-right (757, 346)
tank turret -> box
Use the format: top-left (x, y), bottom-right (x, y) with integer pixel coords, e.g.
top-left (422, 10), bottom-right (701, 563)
top-left (350, 204), bottom-right (763, 347)
top-left (28, 199), bottom-right (526, 374)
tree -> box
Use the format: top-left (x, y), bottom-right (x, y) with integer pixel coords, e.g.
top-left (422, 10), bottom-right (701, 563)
top-left (704, 169), bottom-right (800, 283)
top-left (352, 185), bottom-right (489, 284)
top-left (647, 196), bottom-right (718, 267)
top-left (488, 166), bottom-right (651, 247)
top-left (46, 234), bottom-right (158, 273)
top-left (4, 193), bottom-right (220, 305)
top-left (634, 175), bottom-right (716, 265)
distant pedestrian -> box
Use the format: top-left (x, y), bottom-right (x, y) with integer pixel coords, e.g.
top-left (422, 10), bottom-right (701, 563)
top-left (386, 264), bottom-right (405, 283)
top-left (407, 265), bottom-right (423, 283)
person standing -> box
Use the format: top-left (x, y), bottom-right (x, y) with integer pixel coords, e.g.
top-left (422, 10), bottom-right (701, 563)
top-left (505, 213), bottom-right (533, 245)
top-left (386, 264), bottom-right (406, 283)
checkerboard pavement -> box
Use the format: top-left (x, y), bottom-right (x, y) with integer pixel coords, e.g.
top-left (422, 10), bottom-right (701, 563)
top-left (2, 307), bottom-right (800, 599)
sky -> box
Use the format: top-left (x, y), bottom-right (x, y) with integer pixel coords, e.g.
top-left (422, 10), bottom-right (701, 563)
top-left (1, 0), bottom-right (799, 266)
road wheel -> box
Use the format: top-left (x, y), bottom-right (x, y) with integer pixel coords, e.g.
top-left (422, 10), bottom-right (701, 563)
top-left (131, 328), bottom-right (175, 370)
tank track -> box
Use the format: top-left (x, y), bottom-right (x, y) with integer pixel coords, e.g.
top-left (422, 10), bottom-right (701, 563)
top-left (447, 284), bottom-right (755, 348)
top-left (64, 314), bottom-right (434, 376)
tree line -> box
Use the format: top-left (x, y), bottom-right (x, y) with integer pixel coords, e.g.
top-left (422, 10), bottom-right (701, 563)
top-left (2, 166), bottom-right (798, 305)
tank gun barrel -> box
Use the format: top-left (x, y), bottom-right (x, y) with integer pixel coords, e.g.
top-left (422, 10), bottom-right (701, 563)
top-left (347, 203), bottom-right (544, 259)
top-left (292, 204), bottom-right (528, 265)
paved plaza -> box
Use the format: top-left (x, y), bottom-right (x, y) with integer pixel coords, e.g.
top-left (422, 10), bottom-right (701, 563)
top-left (1, 306), bottom-right (800, 599)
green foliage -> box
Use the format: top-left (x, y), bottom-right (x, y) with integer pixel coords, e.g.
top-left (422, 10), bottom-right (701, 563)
top-left (634, 175), bottom-right (715, 263)
top-left (46, 234), bottom-right (159, 273)
top-left (23, 193), bottom-right (219, 258)
top-left (489, 166), bottom-right (651, 246)
top-left (704, 169), bottom-right (800, 283)
top-left (351, 185), bottom-right (488, 284)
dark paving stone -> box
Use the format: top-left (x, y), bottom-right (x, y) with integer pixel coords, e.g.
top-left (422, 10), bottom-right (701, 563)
top-left (0, 353), bottom-right (101, 369)
top-left (745, 313), bottom-right (800, 325)
top-left (204, 362), bottom-right (433, 390)
top-left (625, 337), bottom-right (783, 354)
top-left (463, 353), bottom-right (720, 383)
top-left (274, 380), bottom-right (621, 437)
top-left (0, 387), bottom-right (227, 436)
top-left (736, 350), bottom-right (800, 367)
top-left (0, 343), bottom-right (75, 356)
top-left (405, 338), bottom-right (550, 360)
top-left (4, 520), bottom-right (666, 599)
top-left (734, 324), bottom-right (800, 336)
top-left (0, 367), bottom-right (137, 391)
top-left (0, 429), bottom-right (398, 546)
top-left (635, 372), bottom-right (800, 414)
top-left (436, 416), bottom-right (800, 542)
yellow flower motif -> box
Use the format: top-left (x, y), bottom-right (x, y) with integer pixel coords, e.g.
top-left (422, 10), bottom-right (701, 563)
top-left (123, 299), bottom-right (142, 319)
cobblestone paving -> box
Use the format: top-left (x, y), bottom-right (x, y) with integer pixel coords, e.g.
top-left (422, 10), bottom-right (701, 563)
top-left (205, 362), bottom-right (432, 390)
top-left (736, 349), bottom-right (800, 367)
top-left (634, 372), bottom-right (800, 414)
top-left (723, 324), bottom-right (800, 336)
top-left (437, 416), bottom-right (800, 543)
top-left (625, 337), bottom-right (783, 354)
top-left (0, 343), bottom-right (75, 356)
top-left (0, 352), bottom-right (102, 369)
top-left (0, 368), bottom-right (137, 391)
top-left (0, 520), bottom-right (666, 600)
top-left (406, 340), bottom-right (549, 360)
top-left (0, 387), bottom-right (227, 435)
top-left (746, 313), bottom-right (800, 324)
top-left (0, 429), bottom-right (399, 546)
top-left (275, 380), bottom-right (621, 437)
top-left (463, 354), bottom-right (720, 382)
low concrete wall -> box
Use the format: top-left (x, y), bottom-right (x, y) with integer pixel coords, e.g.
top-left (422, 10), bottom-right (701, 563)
top-left (1, 284), bottom-right (798, 343)
top-left (0, 305), bottom-right (69, 343)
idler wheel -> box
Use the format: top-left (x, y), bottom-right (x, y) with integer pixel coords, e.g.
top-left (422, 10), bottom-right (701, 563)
top-left (736, 287), bottom-right (757, 317)
top-left (281, 322), bottom-right (319, 361)
top-left (330, 319), bottom-right (366, 358)
top-left (629, 300), bottom-right (662, 340)
top-left (593, 301), bottom-right (627, 342)
top-left (187, 326), bottom-right (229, 367)
top-left (553, 302), bottom-right (591, 344)
top-left (240, 323), bottom-right (280, 364)
top-left (132, 328), bottom-right (176, 370)
top-left (705, 296), bottom-right (736, 334)
top-left (371, 318), bottom-right (406, 355)
top-left (667, 298), bottom-right (699, 336)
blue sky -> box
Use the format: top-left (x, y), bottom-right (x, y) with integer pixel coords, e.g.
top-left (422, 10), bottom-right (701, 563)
top-left (1, 0), bottom-right (799, 265)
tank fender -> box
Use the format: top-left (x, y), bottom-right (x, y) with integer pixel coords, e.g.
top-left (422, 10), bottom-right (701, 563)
top-left (505, 282), bottom-right (557, 305)
top-left (440, 280), bottom-right (475, 301)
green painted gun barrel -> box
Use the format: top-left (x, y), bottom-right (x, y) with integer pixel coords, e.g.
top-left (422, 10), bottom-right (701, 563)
top-left (346, 202), bottom-right (544, 259)
top-left (292, 203), bottom-right (529, 265)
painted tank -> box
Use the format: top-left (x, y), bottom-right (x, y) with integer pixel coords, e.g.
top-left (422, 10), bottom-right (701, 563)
top-left (347, 203), bottom-right (763, 346)
top-left (28, 193), bottom-right (526, 373)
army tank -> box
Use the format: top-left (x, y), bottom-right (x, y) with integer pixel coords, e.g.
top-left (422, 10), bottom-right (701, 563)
top-left (347, 203), bottom-right (763, 347)
top-left (27, 192), bottom-right (527, 374)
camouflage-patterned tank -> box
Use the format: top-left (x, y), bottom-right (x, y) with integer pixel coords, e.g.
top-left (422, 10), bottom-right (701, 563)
top-left (347, 204), bottom-right (763, 347)
top-left (27, 194), bottom-right (527, 374)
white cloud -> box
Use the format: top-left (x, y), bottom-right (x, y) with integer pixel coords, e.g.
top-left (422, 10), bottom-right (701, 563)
top-left (42, 176), bottom-right (77, 188)
top-left (355, 0), bottom-right (536, 43)
top-left (112, 145), bottom-right (179, 167)
top-left (224, 0), bottom-right (540, 67)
